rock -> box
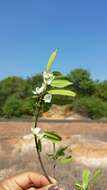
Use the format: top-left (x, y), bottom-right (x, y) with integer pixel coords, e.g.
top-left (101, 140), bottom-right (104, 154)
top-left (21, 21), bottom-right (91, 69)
top-left (12, 133), bottom-right (107, 168)
top-left (42, 105), bottom-right (85, 120)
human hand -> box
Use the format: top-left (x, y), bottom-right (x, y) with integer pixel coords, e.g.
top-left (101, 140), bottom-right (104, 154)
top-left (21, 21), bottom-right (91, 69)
top-left (0, 171), bottom-right (59, 190)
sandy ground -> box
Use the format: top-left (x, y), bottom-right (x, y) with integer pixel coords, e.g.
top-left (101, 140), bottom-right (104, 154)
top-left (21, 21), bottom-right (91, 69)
top-left (1, 120), bottom-right (107, 140)
top-left (0, 121), bottom-right (107, 189)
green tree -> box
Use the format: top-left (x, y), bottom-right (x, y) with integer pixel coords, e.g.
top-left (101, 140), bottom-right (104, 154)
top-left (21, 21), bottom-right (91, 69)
top-left (0, 76), bottom-right (28, 99)
top-left (27, 74), bottom-right (43, 89)
top-left (95, 80), bottom-right (107, 101)
top-left (68, 68), bottom-right (96, 96)
top-left (3, 95), bottom-right (22, 118)
top-left (21, 98), bottom-right (34, 116)
top-left (73, 96), bottom-right (107, 119)
top-left (0, 76), bottom-right (33, 115)
top-left (0, 68), bottom-right (107, 119)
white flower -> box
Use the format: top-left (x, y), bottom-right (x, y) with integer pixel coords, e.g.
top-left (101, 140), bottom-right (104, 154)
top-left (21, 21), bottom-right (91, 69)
top-left (31, 127), bottom-right (44, 138)
top-left (43, 94), bottom-right (52, 103)
top-left (31, 127), bottom-right (41, 135)
top-left (32, 83), bottom-right (46, 95)
top-left (43, 71), bottom-right (55, 85)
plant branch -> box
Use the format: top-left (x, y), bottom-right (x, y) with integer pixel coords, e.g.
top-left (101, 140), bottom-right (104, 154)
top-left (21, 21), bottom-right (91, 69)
top-left (34, 98), bottom-right (52, 184)
top-left (53, 143), bottom-right (56, 179)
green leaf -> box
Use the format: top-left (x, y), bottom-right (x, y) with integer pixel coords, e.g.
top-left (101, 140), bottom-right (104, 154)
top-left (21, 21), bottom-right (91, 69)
top-left (59, 156), bottom-right (72, 164)
top-left (53, 71), bottom-right (63, 77)
top-left (75, 183), bottom-right (81, 190)
top-left (82, 170), bottom-right (91, 190)
top-left (46, 49), bottom-right (58, 71)
top-left (43, 131), bottom-right (62, 142)
top-left (48, 89), bottom-right (76, 97)
top-left (56, 146), bottom-right (68, 157)
top-left (92, 169), bottom-right (101, 184)
top-left (51, 79), bottom-right (72, 88)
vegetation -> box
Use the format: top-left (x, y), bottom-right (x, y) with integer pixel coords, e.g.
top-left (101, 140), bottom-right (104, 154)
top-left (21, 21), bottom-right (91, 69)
top-left (0, 50), bottom-right (103, 189)
top-left (30, 49), bottom-right (76, 183)
top-left (0, 68), bottom-right (107, 119)
top-left (75, 169), bottom-right (101, 190)
top-left (29, 49), bottom-right (101, 188)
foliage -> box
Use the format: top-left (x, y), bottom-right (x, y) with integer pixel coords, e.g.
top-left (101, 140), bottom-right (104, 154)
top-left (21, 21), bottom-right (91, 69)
top-left (68, 69), bottom-right (96, 96)
top-left (43, 131), bottom-right (62, 142)
top-left (48, 89), bottom-right (76, 96)
top-left (95, 80), bottom-right (107, 101)
top-left (0, 76), bottom-right (27, 98)
top-left (0, 64), bottom-right (107, 119)
top-left (46, 49), bottom-right (58, 71)
top-left (27, 74), bottom-right (43, 89)
top-left (21, 98), bottom-right (34, 116)
top-left (30, 50), bottom-right (101, 188)
top-left (0, 50), bottom-right (103, 189)
top-left (73, 96), bottom-right (107, 119)
top-left (31, 49), bottom-right (75, 183)
top-left (3, 95), bottom-right (22, 118)
top-left (75, 169), bottom-right (101, 190)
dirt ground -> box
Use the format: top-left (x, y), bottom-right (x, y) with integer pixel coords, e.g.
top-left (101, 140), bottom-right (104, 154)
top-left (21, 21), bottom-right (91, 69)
top-left (0, 120), bottom-right (107, 139)
top-left (0, 121), bottom-right (107, 190)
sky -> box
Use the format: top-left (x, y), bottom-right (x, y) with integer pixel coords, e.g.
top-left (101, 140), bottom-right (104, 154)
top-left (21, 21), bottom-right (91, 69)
top-left (0, 0), bottom-right (107, 81)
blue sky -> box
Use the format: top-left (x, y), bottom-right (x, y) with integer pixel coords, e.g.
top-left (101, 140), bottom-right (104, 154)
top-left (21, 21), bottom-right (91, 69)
top-left (0, 0), bottom-right (107, 80)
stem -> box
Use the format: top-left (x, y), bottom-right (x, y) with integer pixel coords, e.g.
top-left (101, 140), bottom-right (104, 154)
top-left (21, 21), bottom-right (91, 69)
top-left (34, 98), bottom-right (52, 184)
top-left (34, 137), bottom-right (52, 183)
top-left (53, 143), bottom-right (56, 179)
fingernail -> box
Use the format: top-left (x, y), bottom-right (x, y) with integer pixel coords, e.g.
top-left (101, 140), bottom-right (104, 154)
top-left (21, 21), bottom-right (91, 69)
top-left (48, 185), bottom-right (60, 190)
top-left (49, 177), bottom-right (57, 185)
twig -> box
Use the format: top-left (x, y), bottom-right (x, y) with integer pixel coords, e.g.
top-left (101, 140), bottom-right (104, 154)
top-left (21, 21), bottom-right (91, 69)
top-left (53, 143), bottom-right (56, 179)
top-left (34, 98), bottom-right (52, 184)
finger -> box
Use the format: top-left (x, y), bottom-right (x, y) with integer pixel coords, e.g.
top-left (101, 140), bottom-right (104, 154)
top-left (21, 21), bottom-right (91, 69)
top-left (27, 188), bottom-right (36, 190)
top-left (39, 184), bottom-right (62, 190)
top-left (28, 184), bottom-right (61, 190)
top-left (12, 172), bottom-right (56, 189)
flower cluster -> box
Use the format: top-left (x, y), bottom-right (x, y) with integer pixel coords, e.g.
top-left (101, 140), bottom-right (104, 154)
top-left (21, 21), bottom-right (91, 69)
top-left (32, 83), bottom-right (46, 95)
top-left (43, 71), bottom-right (55, 85)
top-left (32, 71), bottom-right (55, 103)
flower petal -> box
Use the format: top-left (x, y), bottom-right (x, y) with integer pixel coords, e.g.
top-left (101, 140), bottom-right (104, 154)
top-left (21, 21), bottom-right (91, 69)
top-left (32, 91), bottom-right (37, 95)
top-left (43, 71), bottom-right (55, 85)
top-left (43, 94), bottom-right (52, 103)
top-left (31, 127), bottom-right (41, 135)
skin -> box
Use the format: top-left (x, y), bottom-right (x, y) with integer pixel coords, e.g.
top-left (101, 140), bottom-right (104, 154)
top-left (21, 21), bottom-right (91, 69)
top-left (0, 172), bottom-right (58, 190)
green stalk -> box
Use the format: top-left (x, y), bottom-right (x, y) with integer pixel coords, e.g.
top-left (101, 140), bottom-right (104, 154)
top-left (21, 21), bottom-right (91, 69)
top-left (34, 98), bottom-right (52, 184)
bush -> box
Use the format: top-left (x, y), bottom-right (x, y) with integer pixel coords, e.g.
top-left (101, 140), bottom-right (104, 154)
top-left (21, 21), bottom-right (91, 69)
top-left (0, 69), bottom-right (107, 119)
top-left (73, 96), bottom-right (107, 119)
top-left (3, 96), bottom-right (22, 118)
top-left (95, 80), bottom-right (107, 101)
top-left (68, 69), bottom-right (96, 96)
top-left (21, 98), bottom-right (34, 116)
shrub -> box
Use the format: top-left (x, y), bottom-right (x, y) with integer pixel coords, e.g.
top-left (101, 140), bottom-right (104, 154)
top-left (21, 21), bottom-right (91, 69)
top-left (21, 98), bottom-right (34, 116)
top-left (68, 69), bottom-right (96, 96)
top-left (95, 80), bottom-right (107, 101)
top-left (73, 96), bottom-right (107, 119)
top-left (3, 96), bottom-right (22, 118)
